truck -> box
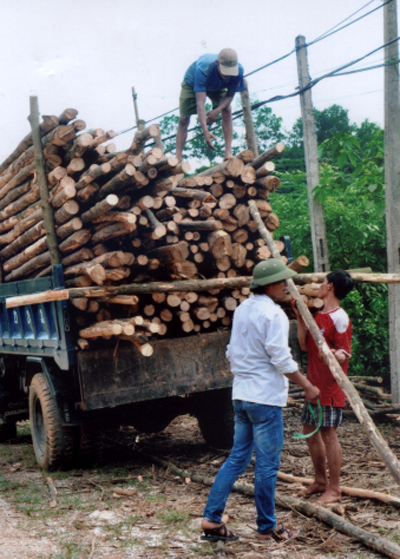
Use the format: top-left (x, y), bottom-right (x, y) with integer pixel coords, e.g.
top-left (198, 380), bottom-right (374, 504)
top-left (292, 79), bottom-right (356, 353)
top-left (0, 265), bottom-right (238, 470)
top-left (0, 265), bottom-right (302, 471)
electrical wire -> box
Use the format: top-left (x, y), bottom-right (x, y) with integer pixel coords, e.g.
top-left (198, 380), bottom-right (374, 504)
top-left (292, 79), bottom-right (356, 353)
top-left (160, 36), bottom-right (400, 150)
top-left (114, 0), bottom-right (392, 139)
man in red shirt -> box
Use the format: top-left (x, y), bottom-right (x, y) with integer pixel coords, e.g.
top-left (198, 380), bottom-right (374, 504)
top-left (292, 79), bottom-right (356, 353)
top-left (294, 270), bottom-right (354, 504)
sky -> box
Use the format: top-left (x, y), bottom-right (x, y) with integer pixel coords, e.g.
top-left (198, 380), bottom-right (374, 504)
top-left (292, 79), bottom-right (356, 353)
top-left (0, 0), bottom-right (395, 164)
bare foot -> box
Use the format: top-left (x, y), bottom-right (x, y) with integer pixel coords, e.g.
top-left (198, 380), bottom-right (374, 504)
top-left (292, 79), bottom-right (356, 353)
top-left (298, 481), bottom-right (326, 496)
top-left (318, 488), bottom-right (341, 504)
top-left (201, 519), bottom-right (222, 531)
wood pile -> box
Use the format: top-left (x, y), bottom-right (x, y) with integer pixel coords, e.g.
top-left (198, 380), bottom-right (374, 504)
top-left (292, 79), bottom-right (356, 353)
top-left (0, 108), bottom-right (318, 355)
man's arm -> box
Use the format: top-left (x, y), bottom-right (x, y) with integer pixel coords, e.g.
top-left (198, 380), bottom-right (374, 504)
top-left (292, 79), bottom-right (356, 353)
top-left (206, 92), bottom-right (235, 125)
top-left (285, 369), bottom-right (321, 402)
top-left (196, 92), bottom-right (217, 150)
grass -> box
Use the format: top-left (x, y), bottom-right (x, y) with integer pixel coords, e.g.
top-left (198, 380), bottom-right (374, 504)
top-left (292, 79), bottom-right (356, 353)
top-left (159, 507), bottom-right (190, 526)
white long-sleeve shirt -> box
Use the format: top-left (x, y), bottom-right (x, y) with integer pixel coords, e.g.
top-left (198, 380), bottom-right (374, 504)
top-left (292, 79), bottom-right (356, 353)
top-left (226, 294), bottom-right (298, 407)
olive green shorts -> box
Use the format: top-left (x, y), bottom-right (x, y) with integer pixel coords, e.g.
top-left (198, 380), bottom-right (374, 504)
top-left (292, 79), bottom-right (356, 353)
top-left (179, 81), bottom-right (227, 117)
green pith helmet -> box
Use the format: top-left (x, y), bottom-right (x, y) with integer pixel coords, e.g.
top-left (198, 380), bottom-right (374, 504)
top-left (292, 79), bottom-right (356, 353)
top-left (250, 258), bottom-right (297, 288)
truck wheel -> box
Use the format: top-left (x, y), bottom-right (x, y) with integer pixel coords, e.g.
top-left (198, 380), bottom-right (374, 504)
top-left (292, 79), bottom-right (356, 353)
top-left (29, 373), bottom-right (73, 470)
top-left (0, 422), bottom-right (17, 442)
top-left (194, 389), bottom-right (234, 449)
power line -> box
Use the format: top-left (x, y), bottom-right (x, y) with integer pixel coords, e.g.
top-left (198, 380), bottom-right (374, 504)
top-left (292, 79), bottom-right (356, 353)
top-left (309, 0), bottom-right (391, 46)
top-left (160, 36), bottom-right (400, 150)
top-left (115, 1), bottom-right (391, 140)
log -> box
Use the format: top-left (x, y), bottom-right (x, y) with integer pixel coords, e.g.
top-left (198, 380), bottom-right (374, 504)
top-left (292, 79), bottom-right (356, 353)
top-left (0, 161), bottom-right (36, 202)
top-left (197, 157), bottom-right (244, 178)
top-left (170, 187), bottom-right (216, 204)
top-left (0, 207), bottom-right (44, 244)
top-left (97, 164), bottom-right (137, 197)
top-left (64, 261), bottom-right (106, 285)
top-left (0, 220), bottom-right (46, 261)
top-left (81, 194), bottom-right (118, 223)
top-left (54, 200), bottom-right (80, 225)
top-left (91, 221), bottom-right (136, 243)
top-left (130, 124), bottom-right (160, 153)
top-left (248, 198), bottom-right (400, 487)
top-left (0, 115), bottom-right (59, 175)
top-left (277, 471), bottom-right (400, 508)
top-left (75, 162), bottom-right (112, 190)
top-left (249, 142), bottom-right (285, 169)
top-left (288, 255), bottom-right (310, 272)
top-left (56, 217), bottom-right (83, 240)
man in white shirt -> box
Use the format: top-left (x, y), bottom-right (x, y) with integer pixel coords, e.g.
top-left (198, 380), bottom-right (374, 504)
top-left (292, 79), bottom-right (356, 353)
top-left (201, 259), bottom-right (320, 543)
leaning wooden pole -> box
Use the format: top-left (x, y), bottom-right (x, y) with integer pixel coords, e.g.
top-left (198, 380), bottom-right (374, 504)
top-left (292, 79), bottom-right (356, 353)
top-left (248, 199), bottom-right (400, 486)
top-left (28, 96), bottom-right (61, 266)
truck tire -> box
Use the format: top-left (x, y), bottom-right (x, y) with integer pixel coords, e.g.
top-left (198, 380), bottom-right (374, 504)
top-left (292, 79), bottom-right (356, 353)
top-left (193, 389), bottom-right (234, 449)
top-left (29, 373), bottom-right (73, 470)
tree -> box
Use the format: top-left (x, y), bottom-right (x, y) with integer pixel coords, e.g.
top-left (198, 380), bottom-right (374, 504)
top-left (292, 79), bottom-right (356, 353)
top-left (271, 124), bottom-right (388, 377)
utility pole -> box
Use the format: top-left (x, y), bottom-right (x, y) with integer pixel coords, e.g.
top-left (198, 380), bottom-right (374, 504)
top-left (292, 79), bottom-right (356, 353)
top-left (295, 35), bottom-right (330, 272)
top-left (383, 0), bottom-right (400, 403)
top-left (240, 80), bottom-right (259, 157)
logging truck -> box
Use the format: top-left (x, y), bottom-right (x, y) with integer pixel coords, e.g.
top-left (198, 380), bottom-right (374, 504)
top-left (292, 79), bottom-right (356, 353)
top-left (0, 265), bottom-right (302, 471)
top-left (0, 266), bottom-right (240, 470)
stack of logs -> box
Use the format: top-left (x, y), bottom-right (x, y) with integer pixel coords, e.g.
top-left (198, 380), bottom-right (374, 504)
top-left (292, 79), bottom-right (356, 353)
top-left (0, 107), bottom-right (317, 355)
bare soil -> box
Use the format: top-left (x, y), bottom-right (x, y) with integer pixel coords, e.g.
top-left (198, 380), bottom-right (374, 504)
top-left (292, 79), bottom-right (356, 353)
top-left (0, 407), bottom-right (399, 559)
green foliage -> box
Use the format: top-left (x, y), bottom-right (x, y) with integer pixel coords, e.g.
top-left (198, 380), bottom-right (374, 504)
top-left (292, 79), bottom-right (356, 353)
top-left (250, 105), bottom-right (286, 151)
top-left (343, 283), bottom-right (389, 377)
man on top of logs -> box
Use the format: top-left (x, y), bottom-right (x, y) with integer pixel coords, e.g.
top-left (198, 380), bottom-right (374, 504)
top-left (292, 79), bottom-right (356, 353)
top-left (293, 270), bottom-right (354, 504)
top-left (175, 48), bottom-right (245, 162)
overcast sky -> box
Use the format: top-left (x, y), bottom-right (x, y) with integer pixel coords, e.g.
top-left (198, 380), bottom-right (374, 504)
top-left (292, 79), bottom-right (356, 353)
top-left (0, 0), bottom-right (394, 163)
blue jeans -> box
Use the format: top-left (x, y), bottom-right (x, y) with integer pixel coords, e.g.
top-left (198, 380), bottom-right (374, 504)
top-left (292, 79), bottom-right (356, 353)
top-left (203, 400), bottom-right (283, 534)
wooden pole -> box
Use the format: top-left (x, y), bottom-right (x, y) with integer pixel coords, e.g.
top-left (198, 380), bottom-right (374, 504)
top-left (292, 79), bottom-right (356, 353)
top-left (28, 96), bottom-right (61, 266)
top-left (240, 79), bottom-right (259, 157)
top-left (383, 0), bottom-right (400, 404)
top-left (131, 87), bottom-right (145, 132)
top-left (7, 271), bottom-right (400, 309)
top-left (248, 199), bottom-right (400, 486)
top-left (295, 36), bottom-right (330, 273)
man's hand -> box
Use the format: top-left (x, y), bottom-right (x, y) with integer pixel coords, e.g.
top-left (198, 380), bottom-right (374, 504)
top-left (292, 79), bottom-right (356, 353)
top-left (204, 130), bottom-right (217, 150)
top-left (332, 348), bottom-right (347, 364)
top-left (304, 383), bottom-right (321, 403)
top-left (206, 109), bottom-right (219, 126)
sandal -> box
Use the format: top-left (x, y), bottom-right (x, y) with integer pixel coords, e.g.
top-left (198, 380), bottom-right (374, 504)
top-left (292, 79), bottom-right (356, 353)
top-left (201, 524), bottom-right (239, 542)
top-left (257, 525), bottom-right (302, 541)
top-left (272, 525), bottom-right (302, 540)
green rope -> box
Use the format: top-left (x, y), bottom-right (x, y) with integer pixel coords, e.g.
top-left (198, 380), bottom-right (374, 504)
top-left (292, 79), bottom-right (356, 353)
top-left (293, 400), bottom-right (323, 439)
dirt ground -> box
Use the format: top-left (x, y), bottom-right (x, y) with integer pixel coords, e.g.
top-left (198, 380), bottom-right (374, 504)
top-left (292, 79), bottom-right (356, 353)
top-left (0, 406), bottom-right (399, 559)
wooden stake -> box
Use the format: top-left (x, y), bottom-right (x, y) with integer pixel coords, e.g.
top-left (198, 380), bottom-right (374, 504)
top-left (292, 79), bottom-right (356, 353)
top-left (28, 96), bottom-right (61, 266)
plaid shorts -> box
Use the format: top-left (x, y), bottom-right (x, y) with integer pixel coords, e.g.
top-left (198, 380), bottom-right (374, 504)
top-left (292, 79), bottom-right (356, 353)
top-left (179, 81), bottom-right (227, 117)
top-left (300, 402), bottom-right (343, 428)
